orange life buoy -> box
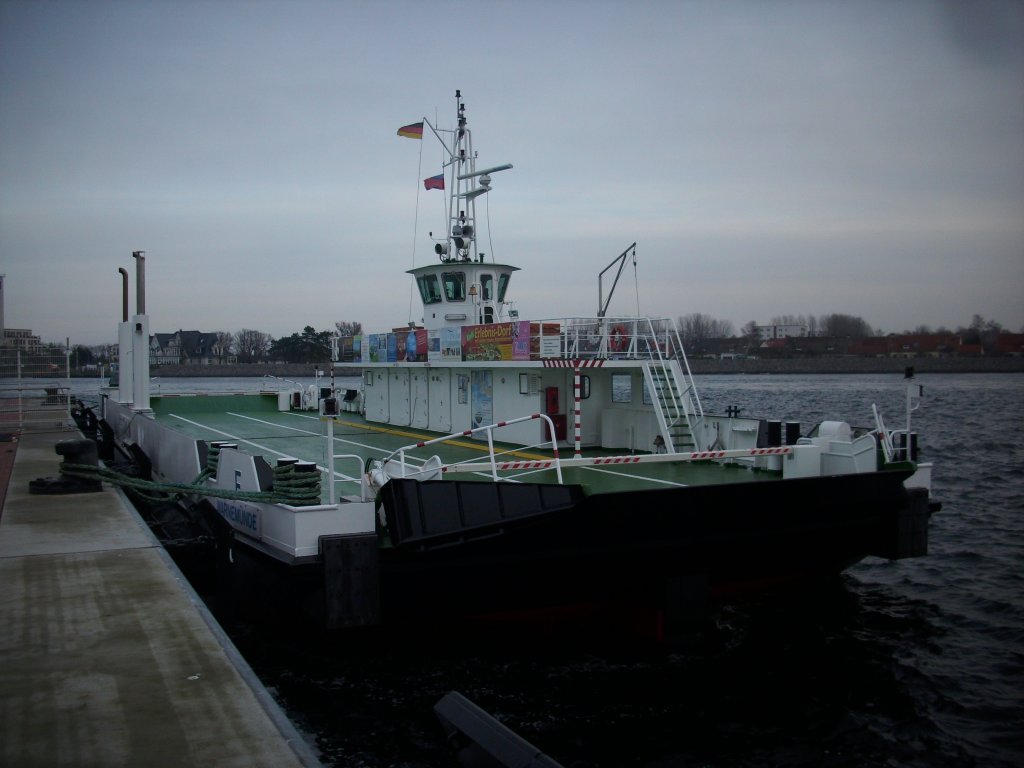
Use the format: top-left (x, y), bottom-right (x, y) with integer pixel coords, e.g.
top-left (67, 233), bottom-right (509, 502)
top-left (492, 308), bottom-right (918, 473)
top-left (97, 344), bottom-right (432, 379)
top-left (610, 325), bottom-right (627, 352)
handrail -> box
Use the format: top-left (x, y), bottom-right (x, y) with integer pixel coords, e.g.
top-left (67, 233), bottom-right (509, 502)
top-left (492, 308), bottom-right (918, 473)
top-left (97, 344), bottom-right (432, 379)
top-left (323, 414), bottom-right (377, 504)
top-left (337, 314), bottom-right (702, 366)
top-left (872, 404), bottom-right (894, 463)
top-left (386, 412), bottom-right (564, 484)
top-left (441, 445), bottom-right (795, 474)
top-left (326, 452), bottom-right (372, 504)
top-left (0, 384), bottom-right (74, 432)
top-left (263, 374), bottom-right (303, 388)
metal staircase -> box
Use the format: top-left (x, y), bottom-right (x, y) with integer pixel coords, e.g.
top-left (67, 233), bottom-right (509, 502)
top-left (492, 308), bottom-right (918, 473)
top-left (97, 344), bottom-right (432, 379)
top-left (642, 355), bottom-right (704, 454)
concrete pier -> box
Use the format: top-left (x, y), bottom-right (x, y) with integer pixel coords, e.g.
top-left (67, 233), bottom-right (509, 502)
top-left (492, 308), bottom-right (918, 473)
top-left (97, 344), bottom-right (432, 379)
top-left (0, 430), bottom-right (319, 767)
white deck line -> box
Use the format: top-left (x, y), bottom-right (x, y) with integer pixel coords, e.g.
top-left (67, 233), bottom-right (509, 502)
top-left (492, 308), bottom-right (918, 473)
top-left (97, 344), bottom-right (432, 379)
top-left (240, 411), bottom-right (413, 457)
top-left (576, 464), bottom-right (689, 487)
top-left (282, 411), bottom-right (524, 484)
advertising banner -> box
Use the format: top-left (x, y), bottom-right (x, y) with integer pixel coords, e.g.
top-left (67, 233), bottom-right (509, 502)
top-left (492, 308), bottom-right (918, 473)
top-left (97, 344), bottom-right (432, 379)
top-left (366, 334), bottom-right (385, 362)
top-left (404, 328), bottom-right (427, 362)
top-left (440, 327), bottom-right (462, 361)
top-left (426, 329), bottom-right (443, 363)
top-left (462, 321), bottom-right (530, 361)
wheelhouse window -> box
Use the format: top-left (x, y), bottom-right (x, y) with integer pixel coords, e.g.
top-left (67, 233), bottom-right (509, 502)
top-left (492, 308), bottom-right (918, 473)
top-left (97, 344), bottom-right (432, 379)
top-left (611, 372), bottom-right (632, 403)
top-left (442, 272), bottom-right (466, 302)
top-left (497, 272), bottom-right (512, 301)
top-left (416, 274), bottom-right (442, 304)
top-left (481, 273), bottom-right (493, 301)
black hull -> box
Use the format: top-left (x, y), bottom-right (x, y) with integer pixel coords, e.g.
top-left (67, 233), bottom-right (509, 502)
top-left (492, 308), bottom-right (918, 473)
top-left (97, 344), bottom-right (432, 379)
top-left (375, 469), bottom-right (925, 622)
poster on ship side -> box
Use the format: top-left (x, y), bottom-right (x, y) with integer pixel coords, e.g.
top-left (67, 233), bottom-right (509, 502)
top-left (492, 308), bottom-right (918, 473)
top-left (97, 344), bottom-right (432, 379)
top-left (439, 327), bottom-right (462, 362)
top-left (426, 329), bottom-right (442, 362)
top-left (470, 370), bottom-right (493, 431)
top-left (462, 321), bottom-right (530, 361)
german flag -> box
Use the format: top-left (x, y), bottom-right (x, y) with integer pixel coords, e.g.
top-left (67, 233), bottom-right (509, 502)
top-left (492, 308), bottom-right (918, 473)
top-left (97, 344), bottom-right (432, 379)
top-left (397, 121), bottom-right (424, 139)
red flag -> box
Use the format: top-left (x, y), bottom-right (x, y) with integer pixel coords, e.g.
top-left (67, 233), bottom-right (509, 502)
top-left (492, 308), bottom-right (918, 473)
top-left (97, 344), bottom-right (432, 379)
top-left (423, 174), bottom-right (444, 191)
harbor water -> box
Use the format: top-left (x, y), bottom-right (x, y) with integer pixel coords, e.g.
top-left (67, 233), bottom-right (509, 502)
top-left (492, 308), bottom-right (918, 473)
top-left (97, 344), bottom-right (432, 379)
top-left (78, 373), bottom-right (1024, 766)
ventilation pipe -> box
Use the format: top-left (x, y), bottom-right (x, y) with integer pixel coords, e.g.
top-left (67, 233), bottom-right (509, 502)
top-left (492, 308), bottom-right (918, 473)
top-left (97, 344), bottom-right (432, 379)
top-left (130, 251), bottom-right (150, 412)
top-left (118, 267), bottom-right (129, 322)
top-left (133, 251), bottom-right (145, 315)
top-left (117, 267), bottom-right (134, 404)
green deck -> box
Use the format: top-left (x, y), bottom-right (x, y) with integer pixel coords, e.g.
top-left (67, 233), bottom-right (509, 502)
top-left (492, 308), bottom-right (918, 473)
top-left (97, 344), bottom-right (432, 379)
top-left (150, 392), bottom-right (777, 500)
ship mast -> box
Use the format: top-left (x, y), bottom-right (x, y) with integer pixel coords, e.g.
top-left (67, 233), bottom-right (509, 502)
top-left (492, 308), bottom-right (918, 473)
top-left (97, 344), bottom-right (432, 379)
top-left (429, 90), bottom-right (512, 264)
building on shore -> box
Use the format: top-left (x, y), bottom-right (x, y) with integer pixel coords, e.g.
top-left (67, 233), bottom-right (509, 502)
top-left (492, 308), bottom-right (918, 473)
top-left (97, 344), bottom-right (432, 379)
top-left (0, 275), bottom-right (43, 353)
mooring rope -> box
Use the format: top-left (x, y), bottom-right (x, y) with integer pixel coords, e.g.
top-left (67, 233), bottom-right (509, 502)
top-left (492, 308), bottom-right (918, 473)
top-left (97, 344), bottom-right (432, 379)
top-left (59, 460), bottom-right (323, 507)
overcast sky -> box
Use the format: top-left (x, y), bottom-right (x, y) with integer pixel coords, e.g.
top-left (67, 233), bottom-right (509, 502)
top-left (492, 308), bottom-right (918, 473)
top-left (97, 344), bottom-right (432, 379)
top-left (1, 0), bottom-right (1022, 346)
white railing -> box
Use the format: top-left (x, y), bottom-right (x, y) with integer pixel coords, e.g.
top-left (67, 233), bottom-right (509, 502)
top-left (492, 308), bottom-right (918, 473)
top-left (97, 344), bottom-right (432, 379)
top-left (325, 451), bottom-right (373, 505)
top-left (872, 404), bottom-right (894, 463)
top-left (442, 446), bottom-right (794, 475)
top-left (337, 314), bottom-right (703, 369)
top-left (384, 412), bottom-right (565, 484)
top-left (535, 315), bottom-right (687, 362)
top-left (0, 349), bottom-right (76, 433)
top-left (322, 413), bottom-right (376, 504)
top-left (365, 410), bottom-right (800, 485)
top-left (537, 317), bottom-right (705, 446)
top-left (0, 385), bottom-right (74, 433)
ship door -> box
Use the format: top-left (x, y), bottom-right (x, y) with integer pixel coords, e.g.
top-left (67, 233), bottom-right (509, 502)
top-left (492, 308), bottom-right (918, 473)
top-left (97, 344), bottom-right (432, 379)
top-left (389, 370), bottom-right (410, 426)
top-left (427, 369), bottom-right (452, 433)
top-left (543, 386), bottom-right (566, 441)
top-left (481, 273), bottom-right (495, 323)
top-left (410, 370), bottom-right (429, 429)
top-left (545, 386), bottom-right (559, 415)
top-left (364, 370), bottom-right (389, 423)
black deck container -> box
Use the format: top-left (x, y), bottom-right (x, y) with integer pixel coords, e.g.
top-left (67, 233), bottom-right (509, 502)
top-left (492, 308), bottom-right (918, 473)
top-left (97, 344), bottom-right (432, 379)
top-left (380, 479), bottom-right (586, 547)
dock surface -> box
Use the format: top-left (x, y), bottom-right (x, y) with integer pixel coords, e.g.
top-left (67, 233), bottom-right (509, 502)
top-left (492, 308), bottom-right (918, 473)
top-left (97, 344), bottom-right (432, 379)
top-left (0, 429), bottom-right (316, 767)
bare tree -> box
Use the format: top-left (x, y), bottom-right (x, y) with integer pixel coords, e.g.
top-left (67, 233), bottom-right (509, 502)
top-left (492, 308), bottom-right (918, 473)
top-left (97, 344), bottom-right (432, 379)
top-left (770, 314), bottom-right (808, 328)
top-left (819, 313), bottom-right (874, 338)
top-left (958, 314), bottom-right (1004, 352)
top-left (235, 328), bottom-right (272, 363)
top-left (678, 313), bottom-right (734, 350)
top-left (335, 321), bottom-right (363, 337)
top-left (215, 332), bottom-right (234, 363)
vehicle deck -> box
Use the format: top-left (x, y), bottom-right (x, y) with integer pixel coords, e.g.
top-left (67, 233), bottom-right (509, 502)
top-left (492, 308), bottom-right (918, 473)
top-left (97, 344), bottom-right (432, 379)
top-left (150, 392), bottom-right (779, 502)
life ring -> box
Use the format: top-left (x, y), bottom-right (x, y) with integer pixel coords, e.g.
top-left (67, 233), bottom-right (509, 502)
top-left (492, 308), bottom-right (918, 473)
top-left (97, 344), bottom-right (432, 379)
top-left (610, 325), bottom-right (627, 352)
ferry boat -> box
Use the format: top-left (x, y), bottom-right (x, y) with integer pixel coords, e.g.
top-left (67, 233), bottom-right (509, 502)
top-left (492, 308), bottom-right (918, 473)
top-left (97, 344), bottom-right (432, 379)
top-left (87, 92), bottom-right (938, 634)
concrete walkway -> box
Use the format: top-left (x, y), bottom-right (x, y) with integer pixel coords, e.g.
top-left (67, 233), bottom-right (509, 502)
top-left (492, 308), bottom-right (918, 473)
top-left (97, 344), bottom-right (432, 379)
top-left (0, 430), bottom-right (318, 767)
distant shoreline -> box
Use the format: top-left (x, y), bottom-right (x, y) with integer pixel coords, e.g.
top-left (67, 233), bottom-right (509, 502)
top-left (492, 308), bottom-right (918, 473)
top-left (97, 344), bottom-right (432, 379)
top-left (131, 357), bottom-right (1024, 378)
top-left (689, 357), bottom-right (1024, 375)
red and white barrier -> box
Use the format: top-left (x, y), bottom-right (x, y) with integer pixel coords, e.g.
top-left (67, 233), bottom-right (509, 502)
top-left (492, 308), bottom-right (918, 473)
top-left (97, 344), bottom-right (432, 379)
top-left (441, 445), bottom-right (794, 474)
